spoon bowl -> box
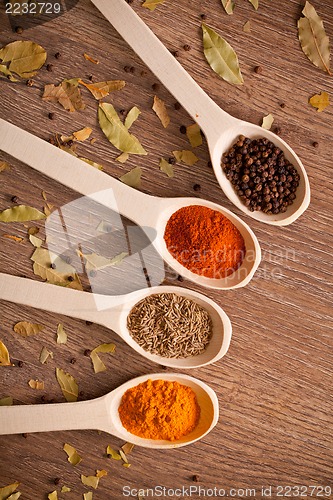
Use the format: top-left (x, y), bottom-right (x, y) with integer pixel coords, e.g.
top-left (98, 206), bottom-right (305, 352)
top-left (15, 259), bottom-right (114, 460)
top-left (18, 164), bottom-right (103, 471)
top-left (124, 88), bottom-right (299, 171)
top-left (0, 373), bottom-right (219, 449)
top-left (0, 274), bottom-right (232, 369)
top-left (90, 0), bottom-right (310, 226)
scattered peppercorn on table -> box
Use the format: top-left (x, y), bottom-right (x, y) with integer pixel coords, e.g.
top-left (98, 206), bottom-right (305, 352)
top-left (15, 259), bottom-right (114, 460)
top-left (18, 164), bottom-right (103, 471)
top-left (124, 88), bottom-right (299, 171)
top-left (0, 0), bottom-right (332, 498)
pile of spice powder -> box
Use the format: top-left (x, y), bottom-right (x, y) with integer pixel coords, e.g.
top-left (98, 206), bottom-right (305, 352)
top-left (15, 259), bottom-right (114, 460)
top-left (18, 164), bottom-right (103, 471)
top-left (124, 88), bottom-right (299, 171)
top-left (118, 379), bottom-right (201, 441)
top-left (164, 205), bottom-right (245, 278)
top-left (127, 293), bottom-right (213, 358)
top-left (222, 136), bottom-right (300, 214)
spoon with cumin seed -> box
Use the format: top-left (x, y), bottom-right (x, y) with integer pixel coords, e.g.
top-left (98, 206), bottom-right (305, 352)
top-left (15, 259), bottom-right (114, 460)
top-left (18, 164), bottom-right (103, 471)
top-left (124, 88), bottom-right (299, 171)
top-left (0, 372), bottom-right (219, 449)
top-left (90, 0), bottom-right (310, 225)
top-left (0, 274), bottom-right (232, 369)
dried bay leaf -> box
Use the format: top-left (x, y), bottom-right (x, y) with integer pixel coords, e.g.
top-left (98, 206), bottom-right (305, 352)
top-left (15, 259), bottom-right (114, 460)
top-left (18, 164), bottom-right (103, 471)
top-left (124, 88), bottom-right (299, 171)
top-left (0, 340), bottom-right (13, 366)
top-left (0, 161), bottom-right (10, 173)
top-left (73, 127), bottom-right (92, 142)
top-left (29, 234), bottom-right (43, 247)
top-left (119, 167), bottom-right (142, 188)
top-left (43, 81), bottom-right (85, 112)
top-left (186, 123), bottom-right (202, 147)
top-left (79, 251), bottom-right (128, 272)
top-left (309, 91), bottom-right (330, 112)
top-left (14, 321), bottom-right (44, 337)
top-left (221, 0), bottom-right (235, 15)
top-left (0, 40), bottom-right (46, 78)
top-left (56, 368), bottom-right (78, 402)
top-left (298, 1), bottom-right (331, 75)
top-left (63, 443), bottom-right (82, 465)
top-left (124, 106), bottom-right (141, 129)
top-left (0, 482), bottom-right (20, 500)
top-left (152, 95), bottom-right (170, 128)
top-left (0, 64), bottom-right (18, 82)
top-left (262, 113), bottom-right (274, 130)
top-left (57, 324), bottom-right (68, 344)
top-left (106, 446), bottom-right (122, 460)
top-left (98, 103), bottom-right (147, 155)
top-left (6, 492), bottom-right (21, 500)
top-left (31, 247), bottom-right (83, 290)
top-left (90, 343), bottom-right (116, 373)
top-left (0, 205), bottom-right (46, 223)
top-left (28, 379), bottom-right (45, 390)
top-left (248, 0), bottom-right (258, 10)
top-left (39, 346), bottom-right (53, 364)
top-left (202, 23), bottom-right (244, 85)
top-left (142, 0), bottom-right (164, 11)
top-left (172, 150), bottom-right (199, 166)
top-left (0, 396), bottom-right (13, 406)
top-left (80, 80), bottom-right (125, 100)
top-left (159, 158), bottom-right (174, 178)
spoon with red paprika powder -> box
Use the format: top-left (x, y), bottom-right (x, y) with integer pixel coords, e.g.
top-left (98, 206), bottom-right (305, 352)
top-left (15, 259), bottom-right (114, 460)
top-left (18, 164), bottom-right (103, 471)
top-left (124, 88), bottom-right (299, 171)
top-left (0, 372), bottom-right (219, 449)
top-left (90, 0), bottom-right (310, 226)
top-left (0, 120), bottom-right (260, 290)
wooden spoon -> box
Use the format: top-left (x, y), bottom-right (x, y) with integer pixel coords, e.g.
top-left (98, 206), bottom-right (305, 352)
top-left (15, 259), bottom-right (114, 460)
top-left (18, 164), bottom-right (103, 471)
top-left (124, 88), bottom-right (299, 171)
top-left (0, 373), bottom-right (219, 449)
top-left (90, 0), bottom-right (310, 226)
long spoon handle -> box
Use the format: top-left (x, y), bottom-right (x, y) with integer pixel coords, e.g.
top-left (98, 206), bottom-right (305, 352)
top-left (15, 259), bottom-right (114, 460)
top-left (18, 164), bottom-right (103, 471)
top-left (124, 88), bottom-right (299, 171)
top-left (0, 398), bottom-right (108, 435)
top-left (0, 273), bottom-right (119, 325)
top-left (90, 0), bottom-right (237, 142)
top-left (0, 119), bottom-right (157, 228)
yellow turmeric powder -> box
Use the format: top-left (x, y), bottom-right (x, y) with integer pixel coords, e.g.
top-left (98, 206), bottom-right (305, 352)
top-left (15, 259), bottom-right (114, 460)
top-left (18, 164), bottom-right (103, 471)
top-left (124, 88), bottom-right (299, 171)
top-left (118, 379), bottom-right (201, 441)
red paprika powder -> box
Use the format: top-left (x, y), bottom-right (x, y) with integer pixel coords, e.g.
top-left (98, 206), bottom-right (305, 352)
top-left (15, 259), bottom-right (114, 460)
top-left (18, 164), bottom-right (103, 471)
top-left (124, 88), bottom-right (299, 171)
top-left (164, 205), bottom-right (245, 278)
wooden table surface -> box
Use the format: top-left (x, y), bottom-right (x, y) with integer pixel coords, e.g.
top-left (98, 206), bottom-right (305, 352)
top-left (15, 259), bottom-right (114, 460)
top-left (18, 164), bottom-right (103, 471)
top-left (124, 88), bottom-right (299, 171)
top-left (0, 0), bottom-right (332, 498)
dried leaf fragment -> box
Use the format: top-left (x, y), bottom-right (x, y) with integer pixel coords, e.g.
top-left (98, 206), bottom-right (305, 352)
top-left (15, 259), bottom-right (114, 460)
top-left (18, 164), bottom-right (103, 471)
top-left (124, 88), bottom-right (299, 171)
top-left (39, 346), bottom-right (53, 364)
top-left (0, 64), bottom-right (18, 82)
top-left (47, 491), bottom-right (58, 500)
top-left (261, 113), bottom-right (274, 130)
top-left (0, 340), bottom-right (12, 366)
top-left (172, 150), bottom-right (199, 166)
top-left (80, 157), bottom-right (103, 170)
top-left (80, 80), bottom-right (125, 100)
top-left (298, 1), bottom-right (331, 75)
top-left (0, 205), bottom-right (46, 223)
top-left (0, 396), bottom-right (13, 406)
top-left (79, 251), bottom-right (128, 272)
top-left (0, 40), bottom-right (47, 78)
top-left (43, 81), bottom-right (85, 112)
top-left (98, 103), bottom-right (147, 155)
top-left (56, 367), bottom-right (78, 402)
top-left (106, 446), bottom-right (122, 460)
top-left (159, 158), bottom-right (174, 178)
top-left (29, 234), bottom-right (43, 247)
top-left (90, 343), bottom-right (116, 373)
top-left (116, 153), bottom-right (129, 163)
top-left (84, 53), bottom-right (99, 64)
top-left (63, 443), bottom-right (82, 465)
top-left (96, 470), bottom-right (107, 478)
top-left (119, 167), bottom-right (142, 188)
top-left (60, 486), bottom-right (71, 493)
top-left (121, 442), bottom-right (134, 455)
top-left (142, 0), bottom-right (164, 11)
top-left (202, 23), bottom-right (244, 85)
top-left (81, 475), bottom-right (99, 490)
top-left (243, 21), bottom-right (251, 33)
top-left (152, 95), bottom-right (170, 128)
top-left (0, 161), bottom-right (10, 173)
top-left (7, 493), bottom-right (21, 500)
top-left (28, 379), bottom-right (45, 390)
top-left (124, 106), bottom-right (141, 129)
top-left (14, 321), bottom-right (44, 337)
top-left (309, 91), bottom-right (330, 112)
top-left (186, 123), bottom-right (202, 148)
top-left (221, 0), bottom-right (235, 15)
top-left (57, 324), bottom-right (68, 344)
top-left (73, 127), bottom-right (93, 142)
top-left (0, 482), bottom-right (20, 500)
top-left (248, 0), bottom-right (258, 10)
top-left (31, 247), bottom-right (83, 290)
top-left (83, 493), bottom-right (93, 500)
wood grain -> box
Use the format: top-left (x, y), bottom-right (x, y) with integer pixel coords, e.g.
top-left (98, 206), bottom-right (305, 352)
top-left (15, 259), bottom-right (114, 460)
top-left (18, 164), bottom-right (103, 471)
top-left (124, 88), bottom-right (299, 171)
top-left (0, 0), bottom-right (332, 498)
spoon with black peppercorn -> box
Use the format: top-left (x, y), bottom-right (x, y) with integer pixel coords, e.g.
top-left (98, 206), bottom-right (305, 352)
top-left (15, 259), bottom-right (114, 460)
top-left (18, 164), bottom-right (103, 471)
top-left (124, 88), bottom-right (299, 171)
top-left (0, 274), bottom-right (232, 369)
top-left (90, 0), bottom-right (310, 226)
top-left (0, 372), bottom-right (218, 449)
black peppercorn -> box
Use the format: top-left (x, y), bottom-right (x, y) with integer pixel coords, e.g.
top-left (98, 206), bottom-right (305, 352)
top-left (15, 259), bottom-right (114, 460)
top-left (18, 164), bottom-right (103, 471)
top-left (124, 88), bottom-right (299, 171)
top-left (15, 26), bottom-right (24, 34)
top-left (67, 276), bottom-right (74, 282)
top-left (46, 63), bottom-right (53, 72)
top-left (152, 82), bottom-right (160, 91)
top-left (70, 358), bottom-right (76, 364)
top-left (168, 157), bottom-right (176, 165)
top-left (11, 195), bottom-right (19, 203)
top-left (192, 475), bottom-right (199, 482)
top-left (177, 275), bottom-right (184, 282)
top-left (174, 102), bottom-right (181, 110)
top-left (48, 112), bottom-right (55, 120)
top-left (200, 13), bottom-right (207, 20)
top-left (54, 478), bottom-right (61, 485)
top-left (183, 44), bottom-right (191, 51)
top-left (179, 125), bottom-right (186, 134)
top-left (17, 360), bottom-right (24, 368)
top-left (254, 65), bottom-right (263, 74)
top-left (193, 183), bottom-right (201, 192)
top-left (54, 52), bottom-right (61, 59)
top-left (84, 349), bottom-right (91, 356)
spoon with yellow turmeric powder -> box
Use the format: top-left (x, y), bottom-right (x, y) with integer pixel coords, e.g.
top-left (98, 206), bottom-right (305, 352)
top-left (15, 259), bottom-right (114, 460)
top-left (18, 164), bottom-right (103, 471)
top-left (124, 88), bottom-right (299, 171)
top-left (0, 373), bottom-right (219, 449)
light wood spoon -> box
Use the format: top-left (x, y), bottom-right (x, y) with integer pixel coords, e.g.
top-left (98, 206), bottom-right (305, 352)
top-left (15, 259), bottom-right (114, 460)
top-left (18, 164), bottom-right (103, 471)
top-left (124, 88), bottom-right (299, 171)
top-left (0, 274), bottom-right (232, 369)
top-left (0, 119), bottom-right (261, 290)
top-left (0, 373), bottom-right (219, 449)
top-left (90, 0), bottom-right (310, 226)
